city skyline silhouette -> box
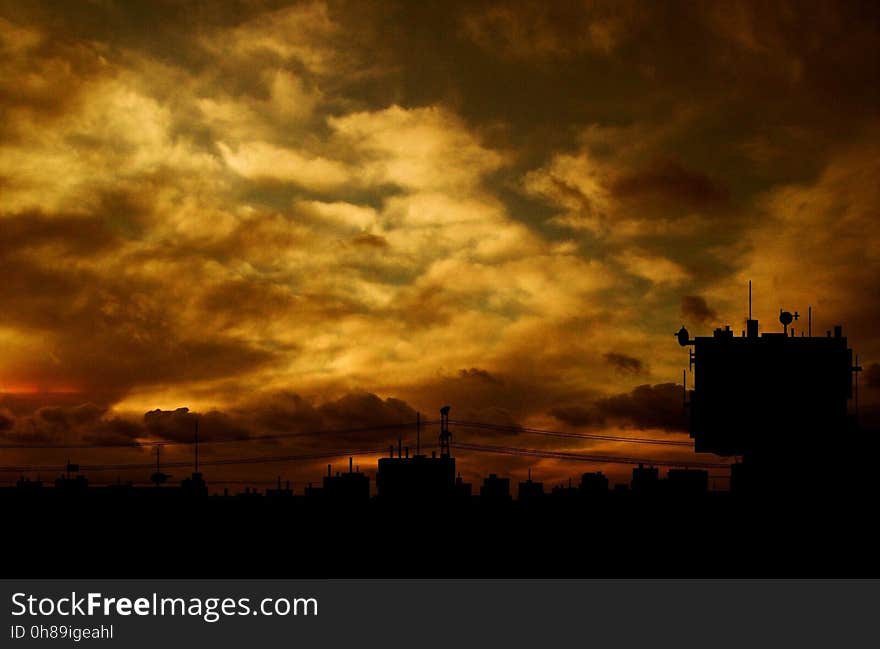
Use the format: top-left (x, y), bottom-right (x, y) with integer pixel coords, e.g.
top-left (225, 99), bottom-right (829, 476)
top-left (1, 1), bottom-right (879, 575)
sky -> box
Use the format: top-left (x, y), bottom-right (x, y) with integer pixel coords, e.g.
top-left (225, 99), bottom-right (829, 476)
top-left (1, 0), bottom-right (878, 489)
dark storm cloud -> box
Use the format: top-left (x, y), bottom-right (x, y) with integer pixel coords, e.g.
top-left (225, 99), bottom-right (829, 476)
top-left (0, 20), bottom-right (110, 140)
top-left (681, 295), bottom-right (717, 325)
top-left (144, 407), bottom-right (199, 441)
top-left (79, 417), bottom-right (144, 446)
top-left (610, 159), bottom-right (728, 208)
top-left (316, 392), bottom-right (416, 430)
top-left (197, 391), bottom-right (419, 446)
top-left (596, 383), bottom-right (687, 432)
top-left (460, 0), bottom-right (638, 60)
top-left (36, 402), bottom-right (105, 429)
top-left (0, 390), bottom-right (419, 450)
top-left (547, 405), bottom-right (602, 428)
top-left (0, 211), bottom-right (119, 257)
top-left (144, 407), bottom-right (250, 443)
top-left (0, 402), bottom-right (145, 446)
top-left (3, 270), bottom-right (277, 394)
top-left (549, 383), bottom-right (687, 432)
top-left (350, 233), bottom-right (389, 248)
top-left (196, 277), bottom-right (301, 328)
top-left (458, 368), bottom-right (503, 384)
top-left (603, 352), bottom-right (643, 374)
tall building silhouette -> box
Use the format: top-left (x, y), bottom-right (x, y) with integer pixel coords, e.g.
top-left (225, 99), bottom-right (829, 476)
top-left (678, 283), bottom-right (862, 493)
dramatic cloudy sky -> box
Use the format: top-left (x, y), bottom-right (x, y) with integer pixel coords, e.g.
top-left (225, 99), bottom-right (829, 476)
top-left (1, 0), bottom-right (878, 488)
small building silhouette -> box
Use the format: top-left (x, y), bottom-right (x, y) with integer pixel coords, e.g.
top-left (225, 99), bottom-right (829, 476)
top-left (517, 470), bottom-right (544, 503)
top-left (480, 474), bottom-right (511, 504)
top-left (453, 473), bottom-right (472, 500)
top-left (266, 476), bottom-right (293, 500)
top-left (322, 459), bottom-right (370, 505)
top-left (550, 478), bottom-right (578, 502)
top-left (181, 472), bottom-right (208, 497)
top-left (579, 471), bottom-right (609, 498)
top-left (631, 463), bottom-right (659, 494)
top-left (55, 474), bottom-right (89, 492)
top-left (376, 445), bottom-right (455, 502)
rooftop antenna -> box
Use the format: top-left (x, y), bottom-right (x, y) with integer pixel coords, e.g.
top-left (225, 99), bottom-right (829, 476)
top-left (439, 405), bottom-right (452, 457)
top-left (808, 306), bottom-right (812, 337)
top-left (745, 281), bottom-right (760, 338)
top-left (416, 412), bottom-right (421, 455)
top-left (151, 446), bottom-right (168, 487)
top-left (194, 416), bottom-right (199, 474)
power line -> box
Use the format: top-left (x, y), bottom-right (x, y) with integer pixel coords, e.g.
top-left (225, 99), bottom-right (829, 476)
top-left (0, 442), bottom-right (729, 477)
top-left (0, 418), bottom-right (695, 450)
top-left (0, 421), bottom-right (431, 450)
top-left (451, 442), bottom-right (730, 469)
top-left (0, 448), bottom-right (388, 473)
top-left (0, 417), bottom-right (728, 474)
top-left (449, 419), bottom-right (695, 447)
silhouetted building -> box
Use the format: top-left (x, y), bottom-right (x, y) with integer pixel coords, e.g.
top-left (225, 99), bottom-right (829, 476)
top-left (631, 464), bottom-right (659, 494)
top-left (579, 472), bottom-right (609, 498)
top-left (517, 470), bottom-right (544, 504)
top-left (666, 468), bottom-right (708, 496)
top-left (453, 473), bottom-right (472, 500)
top-left (235, 486), bottom-right (262, 502)
top-left (678, 285), bottom-right (862, 493)
top-left (16, 477), bottom-right (43, 490)
top-left (376, 409), bottom-right (459, 503)
top-left (181, 472), bottom-right (208, 497)
top-left (266, 477), bottom-right (293, 500)
top-left (480, 474), bottom-right (511, 504)
top-left (551, 478), bottom-right (578, 502)
top-left (322, 459), bottom-right (370, 505)
top-left (376, 445), bottom-right (455, 502)
top-left (55, 474), bottom-right (88, 492)
top-left (304, 482), bottom-right (323, 502)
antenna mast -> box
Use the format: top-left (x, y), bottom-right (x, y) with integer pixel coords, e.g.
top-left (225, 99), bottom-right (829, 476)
top-left (439, 406), bottom-right (451, 457)
top-left (194, 416), bottom-right (199, 474)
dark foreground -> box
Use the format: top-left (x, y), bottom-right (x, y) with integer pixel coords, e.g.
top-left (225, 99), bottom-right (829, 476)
top-left (4, 491), bottom-right (878, 577)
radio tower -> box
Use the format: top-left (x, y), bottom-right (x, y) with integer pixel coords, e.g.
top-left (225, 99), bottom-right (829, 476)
top-left (439, 405), bottom-right (451, 457)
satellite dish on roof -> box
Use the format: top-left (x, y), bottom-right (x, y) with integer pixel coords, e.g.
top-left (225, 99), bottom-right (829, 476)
top-left (779, 309), bottom-right (799, 335)
top-left (676, 326), bottom-right (692, 346)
